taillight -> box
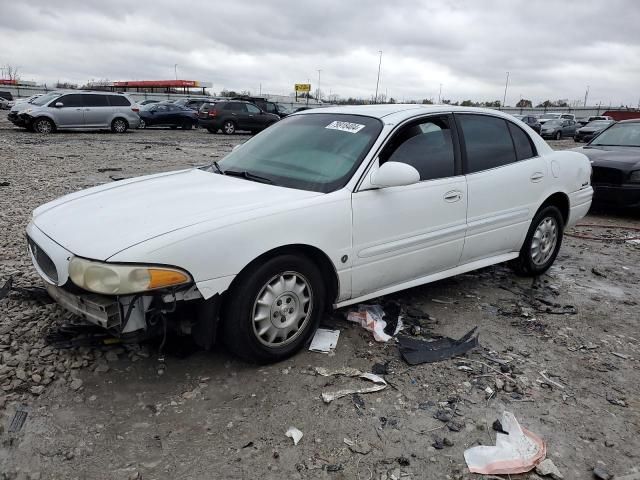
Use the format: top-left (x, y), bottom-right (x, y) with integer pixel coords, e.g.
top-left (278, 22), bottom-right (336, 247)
top-left (208, 109), bottom-right (218, 118)
top-left (131, 106), bottom-right (139, 112)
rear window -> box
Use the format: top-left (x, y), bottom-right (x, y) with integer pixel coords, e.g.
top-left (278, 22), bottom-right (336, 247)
top-left (508, 122), bottom-right (536, 160)
top-left (108, 95), bottom-right (131, 106)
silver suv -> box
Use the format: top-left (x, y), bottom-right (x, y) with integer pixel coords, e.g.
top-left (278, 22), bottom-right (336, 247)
top-left (17, 91), bottom-right (141, 133)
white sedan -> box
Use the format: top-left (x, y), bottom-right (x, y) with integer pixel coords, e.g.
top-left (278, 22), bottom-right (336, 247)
top-left (26, 105), bottom-right (593, 362)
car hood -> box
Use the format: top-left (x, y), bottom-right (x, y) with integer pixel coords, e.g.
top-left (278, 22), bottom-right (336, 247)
top-left (573, 146), bottom-right (640, 170)
top-left (32, 168), bottom-right (321, 260)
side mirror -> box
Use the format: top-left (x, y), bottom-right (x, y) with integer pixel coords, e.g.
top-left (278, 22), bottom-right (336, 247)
top-left (54, 102), bottom-right (64, 108)
top-left (370, 162), bottom-right (420, 188)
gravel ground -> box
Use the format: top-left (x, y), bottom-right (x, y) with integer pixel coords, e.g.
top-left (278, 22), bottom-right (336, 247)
top-left (0, 118), bottom-right (639, 480)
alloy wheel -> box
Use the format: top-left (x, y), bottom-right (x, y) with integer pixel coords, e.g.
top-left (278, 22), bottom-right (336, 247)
top-left (530, 216), bottom-right (558, 266)
top-left (251, 271), bottom-right (313, 347)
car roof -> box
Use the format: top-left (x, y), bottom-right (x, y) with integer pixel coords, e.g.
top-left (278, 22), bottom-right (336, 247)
top-left (293, 104), bottom-right (531, 124)
top-left (619, 118), bottom-right (640, 124)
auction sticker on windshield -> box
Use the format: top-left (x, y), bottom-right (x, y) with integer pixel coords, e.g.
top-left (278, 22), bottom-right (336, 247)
top-left (325, 120), bottom-right (366, 134)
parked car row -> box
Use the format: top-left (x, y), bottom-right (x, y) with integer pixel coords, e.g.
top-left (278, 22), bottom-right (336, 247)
top-left (7, 91), bottom-right (288, 134)
top-left (512, 112), bottom-right (616, 143)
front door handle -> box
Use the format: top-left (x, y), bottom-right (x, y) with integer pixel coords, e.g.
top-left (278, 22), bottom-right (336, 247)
top-left (444, 190), bottom-right (463, 202)
top-left (530, 172), bottom-right (544, 182)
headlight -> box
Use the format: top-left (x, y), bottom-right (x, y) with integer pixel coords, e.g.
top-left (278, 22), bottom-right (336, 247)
top-left (68, 257), bottom-right (191, 295)
top-left (629, 170), bottom-right (640, 183)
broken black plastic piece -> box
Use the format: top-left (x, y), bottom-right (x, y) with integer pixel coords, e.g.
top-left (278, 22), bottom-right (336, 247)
top-left (398, 327), bottom-right (479, 365)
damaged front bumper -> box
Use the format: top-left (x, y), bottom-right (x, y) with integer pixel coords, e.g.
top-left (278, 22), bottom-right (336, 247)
top-left (25, 221), bottom-right (205, 336)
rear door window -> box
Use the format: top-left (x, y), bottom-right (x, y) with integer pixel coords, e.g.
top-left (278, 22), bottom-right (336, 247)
top-left (84, 94), bottom-right (109, 107)
top-left (58, 94), bottom-right (84, 108)
top-left (457, 114), bottom-right (517, 173)
top-left (247, 104), bottom-right (260, 114)
top-left (108, 95), bottom-right (131, 106)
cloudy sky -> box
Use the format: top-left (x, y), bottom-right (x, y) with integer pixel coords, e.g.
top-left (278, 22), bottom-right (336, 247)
top-left (1, 0), bottom-right (639, 106)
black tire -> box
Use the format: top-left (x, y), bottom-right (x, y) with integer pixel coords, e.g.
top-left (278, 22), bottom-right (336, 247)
top-left (138, 119), bottom-right (146, 129)
top-left (181, 119), bottom-right (193, 130)
top-left (206, 127), bottom-right (216, 134)
top-left (222, 120), bottom-right (236, 135)
top-left (170, 125), bottom-right (178, 130)
top-left (222, 254), bottom-right (325, 363)
top-left (512, 205), bottom-right (564, 276)
top-left (33, 117), bottom-right (55, 134)
top-left (111, 118), bottom-right (128, 133)
top-left (554, 131), bottom-right (562, 140)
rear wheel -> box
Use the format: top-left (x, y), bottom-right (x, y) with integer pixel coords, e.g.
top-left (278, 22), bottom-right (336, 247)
top-left (222, 254), bottom-right (325, 363)
top-left (170, 125), bottom-right (178, 130)
top-left (181, 119), bottom-right (193, 130)
top-left (33, 117), bottom-right (55, 134)
top-left (222, 120), bottom-right (236, 135)
top-left (111, 118), bottom-right (128, 133)
top-left (206, 127), bottom-right (216, 134)
top-left (139, 119), bottom-right (146, 129)
top-left (512, 205), bottom-right (564, 276)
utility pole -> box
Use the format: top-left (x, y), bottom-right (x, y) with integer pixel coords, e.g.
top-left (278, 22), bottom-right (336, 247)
top-left (374, 50), bottom-right (382, 104)
top-left (259, 83), bottom-right (262, 96)
top-left (438, 84), bottom-right (442, 103)
top-left (502, 71), bottom-right (509, 108)
top-left (317, 69), bottom-right (321, 102)
top-left (174, 64), bottom-right (178, 80)
top-left (583, 85), bottom-right (590, 107)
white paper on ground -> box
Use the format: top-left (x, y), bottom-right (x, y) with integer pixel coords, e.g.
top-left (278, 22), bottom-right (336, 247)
top-left (463, 411), bottom-right (546, 475)
top-left (314, 367), bottom-right (387, 403)
top-left (309, 328), bottom-right (340, 353)
top-left (285, 426), bottom-right (303, 445)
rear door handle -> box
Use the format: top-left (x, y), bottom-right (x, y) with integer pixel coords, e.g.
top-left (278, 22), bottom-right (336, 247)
top-left (530, 172), bottom-right (544, 182)
top-left (444, 190), bottom-right (463, 202)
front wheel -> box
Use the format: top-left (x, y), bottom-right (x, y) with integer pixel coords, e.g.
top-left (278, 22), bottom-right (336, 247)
top-left (181, 119), bottom-right (193, 130)
top-left (139, 119), bottom-right (146, 129)
top-left (512, 205), bottom-right (564, 276)
top-left (554, 131), bottom-right (562, 140)
top-left (33, 117), bottom-right (55, 134)
top-left (222, 255), bottom-right (325, 363)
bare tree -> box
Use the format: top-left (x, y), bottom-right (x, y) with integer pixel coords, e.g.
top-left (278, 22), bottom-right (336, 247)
top-left (3, 64), bottom-right (20, 81)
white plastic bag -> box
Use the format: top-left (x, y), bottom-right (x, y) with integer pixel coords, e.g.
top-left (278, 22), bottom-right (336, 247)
top-left (463, 411), bottom-right (546, 475)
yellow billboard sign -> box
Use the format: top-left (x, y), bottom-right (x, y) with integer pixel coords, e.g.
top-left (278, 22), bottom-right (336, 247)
top-left (295, 83), bottom-right (311, 92)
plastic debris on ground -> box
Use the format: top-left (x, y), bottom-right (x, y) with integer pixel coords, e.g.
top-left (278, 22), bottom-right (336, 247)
top-left (285, 426), bottom-right (303, 445)
top-left (463, 411), bottom-right (546, 475)
top-left (314, 366), bottom-right (387, 403)
top-left (346, 304), bottom-right (402, 342)
top-left (397, 327), bottom-right (479, 365)
top-left (309, 328), bottom-right (340, 353)
top-left (8, 404), bottom-right (30, 433)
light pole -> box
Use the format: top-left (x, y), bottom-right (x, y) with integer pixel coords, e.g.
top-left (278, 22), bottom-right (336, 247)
top-left (174, 64), bottom-right (178, 80)
top-left (583, 85), bottom-right (590, 107)
top-left (502, 71), bottom-right (509, 108)
top-left (374, 50), bottom-right (382, 104)
top-left (317, 69), bottom-right (321, 102)
top-left (438, 84), bottom-right (442, 103)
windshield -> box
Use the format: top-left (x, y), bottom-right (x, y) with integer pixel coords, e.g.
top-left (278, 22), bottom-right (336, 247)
top-left (590, 123), bottom-right (640, 147)
top-left (545, 120), bottom-right (563, 126)
top-left (540, 114), bottom-right (560, 119)
top-left (277, 104), bottom-right (292, 114)
top-left (32, 92), bottom-right (62, 106)
top-left (217, 113), bottom-right (382, 192)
